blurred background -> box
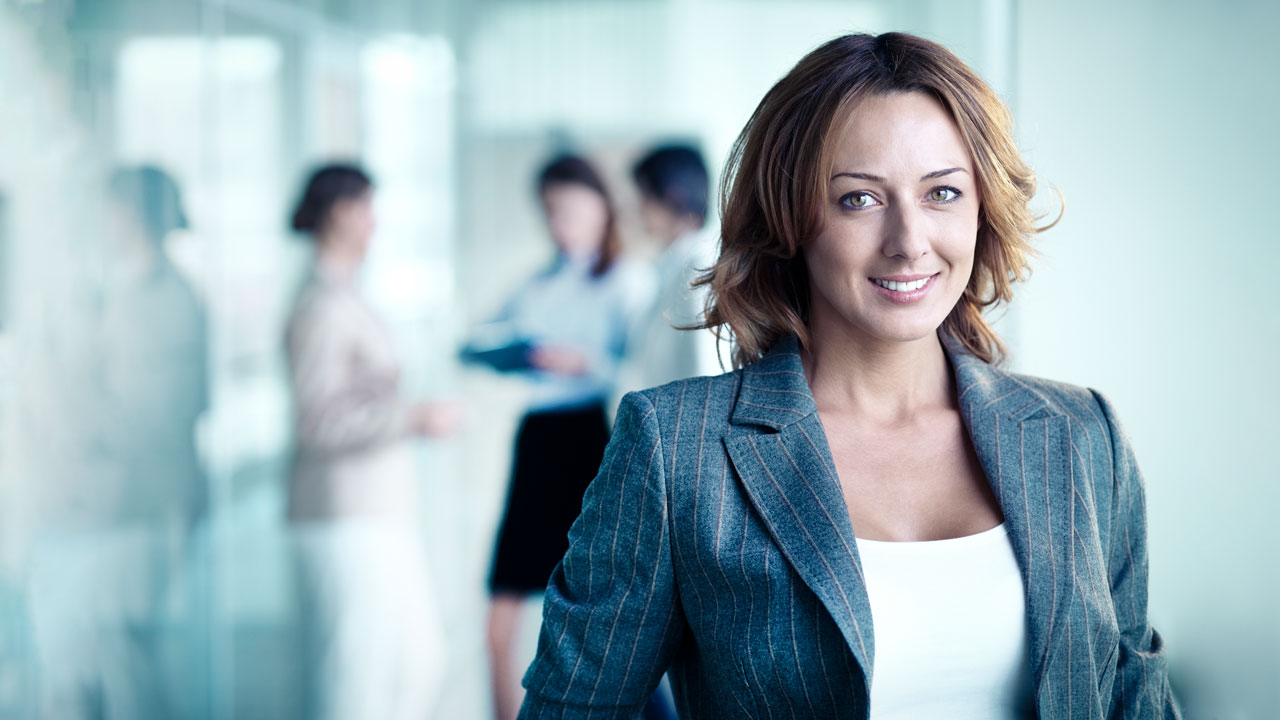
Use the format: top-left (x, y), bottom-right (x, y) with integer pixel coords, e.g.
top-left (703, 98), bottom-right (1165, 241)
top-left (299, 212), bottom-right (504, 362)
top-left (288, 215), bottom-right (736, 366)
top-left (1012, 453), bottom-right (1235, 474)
top-left (0, 0), bottom-right (1276, 718)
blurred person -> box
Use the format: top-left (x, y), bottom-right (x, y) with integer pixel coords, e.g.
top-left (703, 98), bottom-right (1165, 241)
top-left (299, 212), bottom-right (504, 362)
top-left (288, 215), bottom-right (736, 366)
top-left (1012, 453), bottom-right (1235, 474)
top-left (621, 143), bottom-right (719, 392)
top-left (286, 163), bottom-right (459, 720)
top-left (99, 166), bottom-right (209, 527)
top-left (518, 33), bottom-right (1181, 718)
top-left (26, 165), bottom-right (208, 719)
top-left (468, 154), bottom-right (647, 720)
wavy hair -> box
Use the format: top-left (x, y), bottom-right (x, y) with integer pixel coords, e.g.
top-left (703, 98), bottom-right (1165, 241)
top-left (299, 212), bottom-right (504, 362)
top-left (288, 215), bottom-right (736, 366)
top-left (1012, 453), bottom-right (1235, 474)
top-left (697, 32), bottom-right (1056, 367)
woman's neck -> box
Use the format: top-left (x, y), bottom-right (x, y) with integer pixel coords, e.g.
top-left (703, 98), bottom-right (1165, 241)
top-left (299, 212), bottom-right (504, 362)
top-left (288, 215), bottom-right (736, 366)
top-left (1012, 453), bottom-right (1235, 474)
top-left (316, 234), bottom-right (363, 279)
top-left (801, 322), bottom-right (953, 424)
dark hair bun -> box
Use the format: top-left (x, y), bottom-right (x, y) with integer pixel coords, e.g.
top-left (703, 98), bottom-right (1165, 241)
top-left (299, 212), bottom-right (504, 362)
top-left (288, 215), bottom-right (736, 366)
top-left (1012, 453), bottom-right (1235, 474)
top-left (290, 163), bottom-right (373, 235)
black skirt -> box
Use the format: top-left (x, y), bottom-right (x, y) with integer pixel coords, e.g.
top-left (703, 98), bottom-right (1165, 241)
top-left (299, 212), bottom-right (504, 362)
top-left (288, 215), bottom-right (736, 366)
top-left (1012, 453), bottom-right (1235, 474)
top-left (488, 402), bottom-right (610, 595)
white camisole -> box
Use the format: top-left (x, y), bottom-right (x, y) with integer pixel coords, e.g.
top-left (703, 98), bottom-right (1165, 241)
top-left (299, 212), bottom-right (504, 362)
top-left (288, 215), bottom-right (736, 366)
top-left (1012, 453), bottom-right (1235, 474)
top-left (856, 522), bottom-right (1035, 719)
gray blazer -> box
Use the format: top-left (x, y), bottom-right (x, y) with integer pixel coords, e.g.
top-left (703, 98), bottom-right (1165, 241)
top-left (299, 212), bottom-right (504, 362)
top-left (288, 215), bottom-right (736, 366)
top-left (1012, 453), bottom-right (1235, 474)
top-left (520, 334), bottom-right (1180, 719)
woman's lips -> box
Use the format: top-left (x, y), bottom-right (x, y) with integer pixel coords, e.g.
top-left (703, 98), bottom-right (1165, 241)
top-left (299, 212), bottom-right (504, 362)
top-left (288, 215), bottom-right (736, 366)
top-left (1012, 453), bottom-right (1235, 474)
top-left (868, 273), bottom-right (940, 304)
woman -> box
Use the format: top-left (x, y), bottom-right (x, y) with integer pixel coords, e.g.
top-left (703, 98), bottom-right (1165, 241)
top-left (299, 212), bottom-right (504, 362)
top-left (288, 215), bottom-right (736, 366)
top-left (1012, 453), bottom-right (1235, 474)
top-left (480, 154), bottom-right (649, 720)
top-left (286, 163), bottom-right (457, 720)
top-left (519, 34), bottom-right (1181, 719)
top-left (621, 143), bottom-right (720, 393)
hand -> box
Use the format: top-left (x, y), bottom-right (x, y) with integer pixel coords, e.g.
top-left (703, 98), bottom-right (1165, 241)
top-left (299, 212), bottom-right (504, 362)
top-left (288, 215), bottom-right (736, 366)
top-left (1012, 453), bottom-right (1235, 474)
top-left (528, 345), bottom-right (590, 376)
top-left (409, 401), bottom-right (466, 438)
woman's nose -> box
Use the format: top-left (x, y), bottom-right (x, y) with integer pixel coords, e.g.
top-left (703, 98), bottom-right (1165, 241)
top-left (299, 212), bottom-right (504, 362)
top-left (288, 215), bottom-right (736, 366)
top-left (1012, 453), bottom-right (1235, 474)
top-left (881, 203), bottom-right (930, 261)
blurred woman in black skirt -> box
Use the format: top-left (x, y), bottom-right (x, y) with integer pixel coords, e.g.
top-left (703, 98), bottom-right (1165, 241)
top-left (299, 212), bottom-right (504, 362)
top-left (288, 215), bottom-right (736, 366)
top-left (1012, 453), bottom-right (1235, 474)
top-left (477, 154), bottom-right (649, 720)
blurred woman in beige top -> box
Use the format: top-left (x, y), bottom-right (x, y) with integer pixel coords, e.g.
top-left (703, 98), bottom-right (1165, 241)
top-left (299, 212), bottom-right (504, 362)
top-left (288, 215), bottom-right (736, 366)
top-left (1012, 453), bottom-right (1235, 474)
top-left (286, 163), bottom-right (459, 720)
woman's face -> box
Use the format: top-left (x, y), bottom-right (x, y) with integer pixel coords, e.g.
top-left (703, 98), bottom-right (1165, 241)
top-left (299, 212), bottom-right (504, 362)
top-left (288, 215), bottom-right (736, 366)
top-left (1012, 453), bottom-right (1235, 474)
top-left (638, 195), bottom-right (685, 246)
top-left (805, 91), bottom-right (981, 348)
top-left (541, 182), bottom-right (609, 258)
top-left (327, 189), bottom-right (376, 255)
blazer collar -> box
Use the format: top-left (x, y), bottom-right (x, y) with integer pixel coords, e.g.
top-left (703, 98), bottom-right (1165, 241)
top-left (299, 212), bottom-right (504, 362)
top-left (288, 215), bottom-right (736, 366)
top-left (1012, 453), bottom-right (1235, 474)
top-left (729, 335), bottom-right (816, 430)
top-left (942, 332), bottom-right (1063, 423)
top-left (725, 333), bottom-right (1072, 709)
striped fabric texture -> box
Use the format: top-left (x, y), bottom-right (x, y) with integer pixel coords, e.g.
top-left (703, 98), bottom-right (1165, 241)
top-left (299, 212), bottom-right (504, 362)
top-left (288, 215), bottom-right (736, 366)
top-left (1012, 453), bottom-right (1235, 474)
top-left (520, 334), bottom-right (1181, 719)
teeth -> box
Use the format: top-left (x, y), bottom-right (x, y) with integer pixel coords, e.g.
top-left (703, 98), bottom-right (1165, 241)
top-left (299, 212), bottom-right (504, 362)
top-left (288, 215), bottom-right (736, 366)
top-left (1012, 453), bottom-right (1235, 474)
top-left (874, 276), bottom-right (931, 292)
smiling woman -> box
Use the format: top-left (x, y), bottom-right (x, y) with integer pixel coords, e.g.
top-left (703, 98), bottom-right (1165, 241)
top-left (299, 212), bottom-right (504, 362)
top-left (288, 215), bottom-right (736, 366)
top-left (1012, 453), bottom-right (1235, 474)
top-left (518, 32), bottom-right (1180, 720)
top-left (812, 92), bottom-right (983, 347)
top-left (702, 33), bottom-right (1041, 369)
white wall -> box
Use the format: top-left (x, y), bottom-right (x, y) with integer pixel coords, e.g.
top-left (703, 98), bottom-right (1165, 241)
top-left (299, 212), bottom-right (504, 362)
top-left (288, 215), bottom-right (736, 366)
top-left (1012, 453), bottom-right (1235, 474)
top-left (1009, 2), bottom-right (1280, 716)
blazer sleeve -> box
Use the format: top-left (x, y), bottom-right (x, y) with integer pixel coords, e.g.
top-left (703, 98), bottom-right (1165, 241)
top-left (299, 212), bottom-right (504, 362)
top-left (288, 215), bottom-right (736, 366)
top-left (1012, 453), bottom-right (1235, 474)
top-left (519, 391), bottom-right (685, 719)
top-left (1093, 391), bottom-right (1182, 719)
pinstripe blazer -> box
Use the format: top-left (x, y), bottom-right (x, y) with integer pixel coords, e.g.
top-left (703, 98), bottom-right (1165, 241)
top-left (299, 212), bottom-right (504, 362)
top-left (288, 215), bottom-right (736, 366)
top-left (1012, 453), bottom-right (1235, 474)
top-left (519, 334), bottom-right (1180, 719)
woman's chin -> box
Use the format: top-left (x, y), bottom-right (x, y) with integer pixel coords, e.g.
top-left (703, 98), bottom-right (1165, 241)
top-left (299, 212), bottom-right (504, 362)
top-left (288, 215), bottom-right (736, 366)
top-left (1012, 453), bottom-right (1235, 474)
top-left (822, 312), bottom-right (947, 347)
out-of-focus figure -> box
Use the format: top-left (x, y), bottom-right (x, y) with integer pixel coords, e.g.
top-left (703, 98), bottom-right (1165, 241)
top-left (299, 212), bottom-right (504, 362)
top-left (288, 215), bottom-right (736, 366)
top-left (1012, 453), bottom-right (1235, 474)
top-left (620, 143), bottom-right (719, 391)
top-left (99, 166), bottom-right (209, 533)
top-left (26, 165), bottom-right (208, 719)
top-left (470, 154), bottom-right (646, 720)
top-left (285, 163), bottom-right (458, 720)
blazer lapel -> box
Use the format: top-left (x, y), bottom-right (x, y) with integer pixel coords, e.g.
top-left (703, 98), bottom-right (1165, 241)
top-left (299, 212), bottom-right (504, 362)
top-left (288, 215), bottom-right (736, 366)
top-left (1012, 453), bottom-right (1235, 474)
top-left (723, 338), bottom-right (876, 697)
top-left (944, 334), bottom-right (1075, 705)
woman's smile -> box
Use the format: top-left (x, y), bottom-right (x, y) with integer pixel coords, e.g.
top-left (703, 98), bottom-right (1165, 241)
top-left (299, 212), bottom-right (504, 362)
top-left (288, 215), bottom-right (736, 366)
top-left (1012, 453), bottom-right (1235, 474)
top-left (869, 272), bottom-right (941, 304)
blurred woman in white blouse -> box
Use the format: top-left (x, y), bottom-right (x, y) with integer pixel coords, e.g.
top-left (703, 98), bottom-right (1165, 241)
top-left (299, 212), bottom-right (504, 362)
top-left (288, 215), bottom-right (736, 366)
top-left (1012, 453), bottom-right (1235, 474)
top-left (472, 154), bottom-right (651, 720)
top-left (285, 163), bottom-right (460, 720)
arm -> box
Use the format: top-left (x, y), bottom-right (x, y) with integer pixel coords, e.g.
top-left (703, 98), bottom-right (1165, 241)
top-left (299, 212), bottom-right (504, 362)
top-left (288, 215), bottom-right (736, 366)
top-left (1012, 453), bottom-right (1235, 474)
top-left (1093, 391), bottom-right (1181, 719)
top-left (519, 391), bottom-right (685, 719)
top-left (287, 299), bottom-right (410, 454)
top-left (529, 266), bottom-right (651, 384)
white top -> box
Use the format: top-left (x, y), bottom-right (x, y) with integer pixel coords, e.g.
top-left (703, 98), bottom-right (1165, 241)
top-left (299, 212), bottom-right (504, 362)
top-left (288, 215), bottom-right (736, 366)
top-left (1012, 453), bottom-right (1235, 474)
top-left (857, 523), bottom-right (1035, 719)
top-left (492, 253), bottom-right (650, 412)
top-left (286, 260), bottom-right (418, 521)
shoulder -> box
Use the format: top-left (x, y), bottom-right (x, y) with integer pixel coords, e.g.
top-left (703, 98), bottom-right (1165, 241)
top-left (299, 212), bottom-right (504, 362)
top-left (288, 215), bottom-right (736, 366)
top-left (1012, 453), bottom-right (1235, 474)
top-left (287, 280), bottom-right (357, 338)
top-left (506, 257), bottom-right (562, 296)
top-left (616, 369), bottom-right (743, 439)
top-left (291, 279), bottom-right (337, 315)
top-left (995, 368), bottom-right (1129, 463)
top-left (1006, 371), bottom-right (1109, 422)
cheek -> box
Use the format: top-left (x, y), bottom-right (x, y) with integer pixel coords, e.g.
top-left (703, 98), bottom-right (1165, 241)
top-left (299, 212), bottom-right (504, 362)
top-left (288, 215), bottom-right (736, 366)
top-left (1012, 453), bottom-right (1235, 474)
top-left (928, 207), bottom-right (979, 269)
top-left (948, 223), bottom-right (980, 275)
top-left (805, 233), bottom-right (870, 299)
top-left (813, 226), bottom-right (872, 273)
top-left (565, 212), bottom-right (596, 244)
top-left (586, 203), bottom-right (610, 242)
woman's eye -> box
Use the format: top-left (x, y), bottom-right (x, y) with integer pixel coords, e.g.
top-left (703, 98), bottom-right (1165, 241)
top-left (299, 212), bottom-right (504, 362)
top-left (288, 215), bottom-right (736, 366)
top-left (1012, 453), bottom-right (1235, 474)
top-left (928, 187), bottom-right (960, 203)
top-left (841, 192), bottom-right (878, 209)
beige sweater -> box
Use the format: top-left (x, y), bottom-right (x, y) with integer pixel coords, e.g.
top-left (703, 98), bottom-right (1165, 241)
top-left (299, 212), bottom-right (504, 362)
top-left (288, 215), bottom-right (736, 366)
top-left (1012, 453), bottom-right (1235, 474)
top-left (285, 263), bottom-right (417, 521)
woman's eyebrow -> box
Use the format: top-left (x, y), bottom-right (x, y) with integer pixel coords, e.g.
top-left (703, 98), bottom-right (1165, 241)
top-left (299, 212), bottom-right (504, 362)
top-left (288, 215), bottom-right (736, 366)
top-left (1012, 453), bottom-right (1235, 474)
top-left (920, 167), bottom-right (968, 180)
top-left (831, 171), bottom-right (886, 182)
top-left (830, 167), bottom-right (970, 182)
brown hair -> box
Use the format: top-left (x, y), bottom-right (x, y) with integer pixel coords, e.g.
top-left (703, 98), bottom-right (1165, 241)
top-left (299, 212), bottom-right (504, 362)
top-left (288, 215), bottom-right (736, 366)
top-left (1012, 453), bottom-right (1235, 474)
top-left (698, 32), bottom-right (1054, 367)
top-left (538, 154), bottom-right (621, 279)
top-left (291, 163), bottom-right (372, 236)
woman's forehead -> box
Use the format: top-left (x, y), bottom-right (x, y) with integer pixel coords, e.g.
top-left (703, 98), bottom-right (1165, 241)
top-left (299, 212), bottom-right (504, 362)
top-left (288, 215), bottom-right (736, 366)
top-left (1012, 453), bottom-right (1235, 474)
top-left (826, 91), bottom-right (973, 178)
top-left (542, 182), bottom-right (601, 200)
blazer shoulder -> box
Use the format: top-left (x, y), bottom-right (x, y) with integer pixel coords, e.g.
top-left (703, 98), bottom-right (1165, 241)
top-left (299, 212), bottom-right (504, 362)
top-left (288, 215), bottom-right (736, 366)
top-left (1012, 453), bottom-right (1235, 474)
top-left (1001, 369), bottom-right (1112, 432)
top-left (626, 368), bottom-right (744, 436)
